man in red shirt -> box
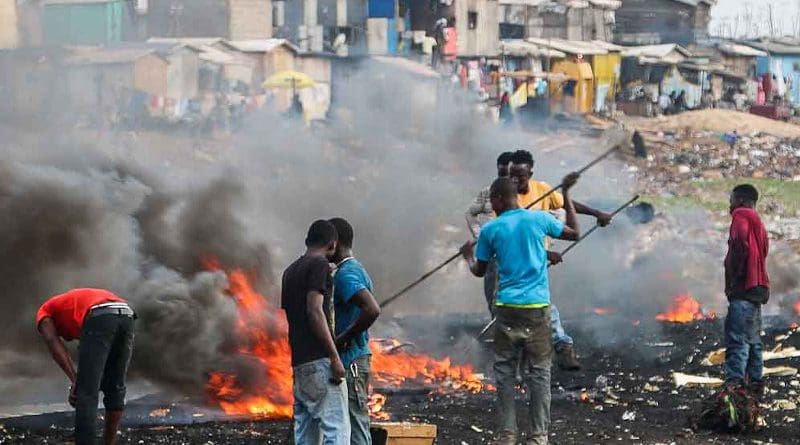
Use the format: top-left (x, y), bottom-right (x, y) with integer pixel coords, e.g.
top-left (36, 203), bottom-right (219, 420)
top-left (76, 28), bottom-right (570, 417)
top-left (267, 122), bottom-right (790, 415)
top-left (724, 184), bottom-right (769, 396)
top-left (36, 289), bottom-right (135, 445)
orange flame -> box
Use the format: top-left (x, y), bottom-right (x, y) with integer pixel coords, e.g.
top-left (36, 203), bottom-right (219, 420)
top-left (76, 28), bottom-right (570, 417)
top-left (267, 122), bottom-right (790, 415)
top-left (794, 298), bottom-right (800, 317)
top-left (202, 259), bottom-right (490, 419)
top-left (655, 293), bottom-right (716, 323)
top-left (368, 394), bottom-right (389, 420)
top-left (593, 307), bottom-right (616, 315)
top-left (370, 339), bottom-right (488, 393)
top-left (203, 259), bottom-right (293, 418)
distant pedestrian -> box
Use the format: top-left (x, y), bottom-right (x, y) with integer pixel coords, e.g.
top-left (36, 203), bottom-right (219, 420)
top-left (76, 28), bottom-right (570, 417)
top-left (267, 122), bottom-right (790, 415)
top-left (37, 289), bottom-right (135, 445)
top-left (632, 131), bottom-right (648, 158)
top-left (498, 92), bottom-right (512, 125)
top-left (658, 92), bottom-right (671, 115)
top-left (724, 184), bottom-right (769, 398)
top-left (674, 90), bottom-right (688, 113)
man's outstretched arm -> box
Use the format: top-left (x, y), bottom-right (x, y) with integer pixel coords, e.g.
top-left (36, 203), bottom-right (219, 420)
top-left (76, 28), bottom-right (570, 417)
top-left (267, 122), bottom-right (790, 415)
top-left (573, 201), bottom-right (613, 227)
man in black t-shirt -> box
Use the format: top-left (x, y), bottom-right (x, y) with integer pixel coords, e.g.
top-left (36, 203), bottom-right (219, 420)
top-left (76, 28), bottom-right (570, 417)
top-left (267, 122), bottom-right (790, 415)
top-left (282, 220), bottom-right (350, 443)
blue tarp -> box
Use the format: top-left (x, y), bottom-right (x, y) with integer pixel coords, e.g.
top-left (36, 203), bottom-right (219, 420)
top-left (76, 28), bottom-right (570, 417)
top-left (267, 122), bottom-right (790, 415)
top-left (369, 0), bottom-right (395, 18)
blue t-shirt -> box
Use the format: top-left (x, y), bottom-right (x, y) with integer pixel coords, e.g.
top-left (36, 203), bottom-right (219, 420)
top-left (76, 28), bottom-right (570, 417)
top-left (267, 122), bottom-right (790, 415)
top-left (475, 208), bottom-right (564, 307)
top-left (333, 258), bottom-right (374, 367)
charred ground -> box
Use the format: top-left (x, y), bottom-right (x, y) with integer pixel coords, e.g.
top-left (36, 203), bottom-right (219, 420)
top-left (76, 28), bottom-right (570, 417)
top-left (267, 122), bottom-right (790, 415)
top-left (3, 315), bottom-right (799, 444)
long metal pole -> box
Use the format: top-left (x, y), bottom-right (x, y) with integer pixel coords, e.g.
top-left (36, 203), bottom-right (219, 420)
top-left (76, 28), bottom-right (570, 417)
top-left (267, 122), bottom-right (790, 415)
top-left (476, 195), bottom-right (640, 339)
top-left (378, 145), bottom-right (621, 310)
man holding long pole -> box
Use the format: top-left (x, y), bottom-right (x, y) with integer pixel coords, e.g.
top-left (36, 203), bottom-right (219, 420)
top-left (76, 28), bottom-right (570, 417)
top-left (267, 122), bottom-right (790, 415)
top-left (460, 174), bottom-right (581, 445)
top-left (509, 149), bottom-right (611, 370)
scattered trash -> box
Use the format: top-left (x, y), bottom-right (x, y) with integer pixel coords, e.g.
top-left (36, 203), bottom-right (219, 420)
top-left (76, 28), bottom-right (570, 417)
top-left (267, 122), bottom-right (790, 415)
top-left (622, 410), bottom-right (637, 421)
top-left (763, 366), bottom-right (798, 377)
top-left (702, 346), bottom-right (800, 366)
top-left (470, 425), bottom-right (483, 433)
top-left (643, 383), bottom-right (660, 392)
top-left (672, 372), bottom-right (724, 388)
top-left (771, 400), bottom-right (797, 411)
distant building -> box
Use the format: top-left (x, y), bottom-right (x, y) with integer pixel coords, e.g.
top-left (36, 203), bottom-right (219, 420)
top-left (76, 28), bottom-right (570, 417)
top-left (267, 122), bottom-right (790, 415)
top-left (743, 38), bottom-right (800, 105)
top-left (615, 0), bottom-right (715, 46)
top-left (275, 0), bottom-right (370, 55)
top-left (0, 0), bottom-right (20, 49)
top-left (140, 0), bottom-right (273, 40)
top-left (499, 0), bottom-right (620, 42)
top-left (42, 0), bottom-right (134, 46)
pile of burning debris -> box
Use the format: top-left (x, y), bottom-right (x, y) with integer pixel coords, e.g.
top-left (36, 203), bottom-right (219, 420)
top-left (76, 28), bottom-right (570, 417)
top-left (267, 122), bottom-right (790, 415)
top-left (627, 129), bottom-right (800, 196)
top-left (3, 289), bottom-right (800, 444)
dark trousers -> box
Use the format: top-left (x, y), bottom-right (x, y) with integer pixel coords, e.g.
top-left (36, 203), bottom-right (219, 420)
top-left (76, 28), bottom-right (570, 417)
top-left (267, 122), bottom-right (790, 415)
top-left (483, 259), bottom-right (498, 316)
top-left (346, 355), bottom-right (372, 445)
top-left (75, 314), bottom-right (135, 445)
top-left (494, 306), bottom-right (552, 441)
top-left (724, 300), bottom-right (763, 386)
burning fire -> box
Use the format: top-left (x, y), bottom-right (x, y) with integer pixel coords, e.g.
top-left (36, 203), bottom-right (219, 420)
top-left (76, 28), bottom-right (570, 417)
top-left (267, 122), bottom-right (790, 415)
top-left (203, 259), bottom-right (293, 418)
top-left (371, 339), bottom-right (489, 393)
top-left (593, 307), bottom-right (616, 315)
top-left (203, 259), bottom-right (490, 419)
top-left (368, 394), bottom-right (389, 421)
top-left (794, 298), bottom-right (800, 317)
top-left (656, 293), bottom-right (716, 323)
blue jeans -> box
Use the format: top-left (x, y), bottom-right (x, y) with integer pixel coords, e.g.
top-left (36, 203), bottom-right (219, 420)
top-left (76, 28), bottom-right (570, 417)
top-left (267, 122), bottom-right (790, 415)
top-left (293, 358), bottom-right (351, 445)
top-left (346, 356), bottom-right (371, 445)
top-left (550, 304), bottom-right (573, 348)
top-left (724, 300), bottom-right (763, 386)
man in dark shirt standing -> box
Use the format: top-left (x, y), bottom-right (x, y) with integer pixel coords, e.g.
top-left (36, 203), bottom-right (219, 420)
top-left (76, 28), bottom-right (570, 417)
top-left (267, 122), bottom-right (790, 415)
top-left (282, 220), bottom-right (350, 443)
top-left (724, 184), bottom-right (770, 397)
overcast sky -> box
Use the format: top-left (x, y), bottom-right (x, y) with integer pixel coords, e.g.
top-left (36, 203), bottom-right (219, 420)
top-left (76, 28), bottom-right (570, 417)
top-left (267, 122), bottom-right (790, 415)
top-left (710, 0), bottom-right (800, 38)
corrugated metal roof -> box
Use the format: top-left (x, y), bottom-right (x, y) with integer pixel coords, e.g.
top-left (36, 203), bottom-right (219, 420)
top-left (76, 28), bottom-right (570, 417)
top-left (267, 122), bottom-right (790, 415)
top-left (63, 47), bottom-right (164, 66)
top-left (590, 40), bottom-right (625, 52)
top-left (587, 0), bottom-right (621, 8)
top-left (148, 37), bottom-right (225, 47)
top-left (622, 44), bottom-right (691, 58)
top-left (715, 42), bottom-right (767, 57)
top-left (667, 0), bottom-right (716, 6)
top-left (146, 38), bottom-right (253, 66)
top-left (224, 39), bottom-right (299, 54)
top-left (45, 0), bottom-right (121, 4)
top-left (499, 40), bottom-right (566, 58)
top-left (740, 39), bottom-right (800, 55)
top-left (197, 46), bottom-right (254, 66)
top-left (526, 38), bottom-right (610, 55)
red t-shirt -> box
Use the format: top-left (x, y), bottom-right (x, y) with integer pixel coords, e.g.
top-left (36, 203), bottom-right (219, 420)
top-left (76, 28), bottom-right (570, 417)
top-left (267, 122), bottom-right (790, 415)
top-left (725, 207), bottom-right (770, 298)
top-left (36, 289), bottom-right (127, 340)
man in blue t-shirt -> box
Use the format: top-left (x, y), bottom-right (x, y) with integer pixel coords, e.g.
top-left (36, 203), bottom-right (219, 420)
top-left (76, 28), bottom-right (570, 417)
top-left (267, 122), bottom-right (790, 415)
top-left (329, 217), bottom-right (381, 445)
top-left (461, 175), bottom-right (580, 445)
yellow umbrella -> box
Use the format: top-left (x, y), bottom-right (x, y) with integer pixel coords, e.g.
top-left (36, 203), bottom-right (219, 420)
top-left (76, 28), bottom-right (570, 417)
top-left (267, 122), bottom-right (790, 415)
top-left (262, 71), bottom-right (316, 93)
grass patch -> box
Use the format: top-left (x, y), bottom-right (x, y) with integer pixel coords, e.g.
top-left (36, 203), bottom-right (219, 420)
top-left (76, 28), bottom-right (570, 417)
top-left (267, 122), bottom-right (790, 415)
top-left (643, 178), bottom-right (800, 217)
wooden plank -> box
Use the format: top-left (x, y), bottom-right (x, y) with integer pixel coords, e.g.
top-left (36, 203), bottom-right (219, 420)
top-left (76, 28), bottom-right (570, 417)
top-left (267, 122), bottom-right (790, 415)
top-left (370, 422), bottom-right (437, 445)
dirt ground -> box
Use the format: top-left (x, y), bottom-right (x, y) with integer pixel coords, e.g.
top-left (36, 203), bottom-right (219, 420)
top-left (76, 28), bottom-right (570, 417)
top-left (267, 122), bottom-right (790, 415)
top-left (3, 318), bottom-right (799, 445)
top-left (620, 109), bottom-right (800, 139)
